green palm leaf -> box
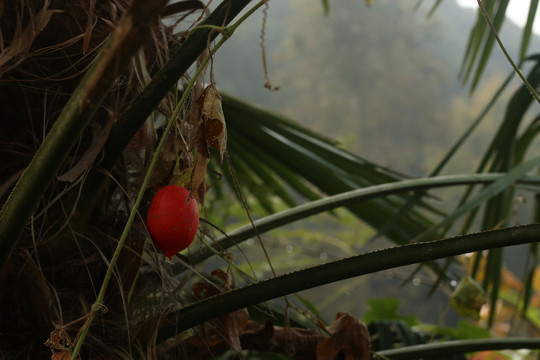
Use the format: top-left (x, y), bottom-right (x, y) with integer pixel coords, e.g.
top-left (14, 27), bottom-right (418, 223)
top-left (219, 93), bottom-right (439, 246)
top-left (460, 0), bottom-right (538, 92)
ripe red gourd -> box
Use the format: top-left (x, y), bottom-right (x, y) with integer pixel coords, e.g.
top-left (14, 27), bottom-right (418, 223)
top-left (146, 185), bottom-right (199, 258)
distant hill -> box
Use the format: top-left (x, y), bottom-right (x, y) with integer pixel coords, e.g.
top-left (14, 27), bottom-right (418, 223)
top-left (213, 0), bottom-right (540, 176)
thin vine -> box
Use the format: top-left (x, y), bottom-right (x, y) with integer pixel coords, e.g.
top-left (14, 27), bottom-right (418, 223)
top-left (476, 0), bottom-right (540, 104)
top-left (69, 1), bottom-right (268, 358)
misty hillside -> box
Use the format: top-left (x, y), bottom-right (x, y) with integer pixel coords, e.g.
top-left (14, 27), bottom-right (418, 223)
top-left (213, 0), bottom-right (540, 176)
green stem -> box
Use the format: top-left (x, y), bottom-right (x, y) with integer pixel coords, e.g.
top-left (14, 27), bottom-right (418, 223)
top-left (157, 223), bottom-right (540, 341)
top-left (70, 2), bottom-right (267, 358)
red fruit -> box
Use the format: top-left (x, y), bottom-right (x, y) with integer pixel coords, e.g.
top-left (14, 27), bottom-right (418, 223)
top-left (146, 185), bottom-right (199, 258)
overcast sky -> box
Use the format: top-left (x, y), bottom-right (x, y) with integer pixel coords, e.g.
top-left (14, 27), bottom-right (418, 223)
top-left (457, 0), bottom-right (540, 34)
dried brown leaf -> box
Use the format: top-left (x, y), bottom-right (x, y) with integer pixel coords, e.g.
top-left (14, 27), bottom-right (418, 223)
top-left (51, 351), bottom-right (71, 360)
top-left (198, 84), bottom-right (227, 162)
top-left (179, 314), bottom-right (369, 360)
top-left (273, 326), bottom-right (324, 359)
top-left (187, 83), bottom-right (227, 204)
top-left (190, 151), bottom-right (207, 204)
top-left (149, 132), bottom-right (178, 190)
top-left (316, 312), bottom-right (370, 360)
top-left (190, 112), bottom-right (209, 204)
top-left (58, 118), bottom-right (114, 182)
top-left (0, 1), bottom-right (60, 78)
top-left (83, 0), bottom-right (96, 54)
top-left (45, 327), bottom-right (72, 355)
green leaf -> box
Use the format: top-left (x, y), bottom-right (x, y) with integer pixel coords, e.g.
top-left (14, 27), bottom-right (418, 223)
top-left (436, 319), bottom-right (489, 340)
top-left (426, 0), bottom-right (443, 18)
top-left (469, 1), bottom-right (509, 92)
top-left (412, 154), bottom-right (540, 244)
top-left (189, 173), bottom-right (540, 267)
top-left (321, 0), bottom-right (330, 15)
top-left (379, 70), bottom-right (516, 242)
top-left (460, 0), bottom-right (494, 86)
top-left (221, 93), bottom-right (439, 247)
top-left (520, 0), bottom-right (539, 59)
top-left (363, 297), bottom-right (419, 327)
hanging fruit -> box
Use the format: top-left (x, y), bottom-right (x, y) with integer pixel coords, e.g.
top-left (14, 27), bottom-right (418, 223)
top-left (146, 185), bottom-right (199, 258)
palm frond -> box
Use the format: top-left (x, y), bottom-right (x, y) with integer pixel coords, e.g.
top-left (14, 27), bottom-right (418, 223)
top-left (219, 93), bottom-right (440, 246)
top-left (521, 0), bottom-right (539, 60)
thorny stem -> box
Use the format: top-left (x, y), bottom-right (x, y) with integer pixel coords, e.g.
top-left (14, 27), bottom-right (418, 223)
top-left (70, 2), bottom-right (268, 358)
top-left (155, 223), bottom-right (540, 340)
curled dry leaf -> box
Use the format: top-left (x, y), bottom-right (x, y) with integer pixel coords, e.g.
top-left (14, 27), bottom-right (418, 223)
top-left (197, 84), bottom-right (227, 163)
top-left (0, 0), bottom-right (60, 78)
top-left (45, 326), bottom-right (76, 360)
top-left (316, 312), bottom-right (370, 360)
top-left (185, 84), bottom-right (227, 205)
top-left (190, 120), bottom-right (209, 205)
top-left (177, 312), bottom-right (371, 360)
top-left (149, 132), bottom-right (179, 190)
top-left (58, 118), bottom-right (114, 182)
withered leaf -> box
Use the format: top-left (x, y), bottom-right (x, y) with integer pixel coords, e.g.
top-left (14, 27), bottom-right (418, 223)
top-left (190, 122), bottom-right (208, 205)
top-left (58, 118), bottom-right (114, 182)
top-left (198, 84), bottom-right (227, 163)
top-left (450, 275), bottom-right (487, 320)
top-left (180, 313), bottom-right (370, 360)
top-left (0, 2), bottom-right (60, 77)
top-left (51, 351), bottom-right (72, 360)
top-left (316, 312), bottom-right (370, 360)
top-left (149, 131), bottom-right (179, 190)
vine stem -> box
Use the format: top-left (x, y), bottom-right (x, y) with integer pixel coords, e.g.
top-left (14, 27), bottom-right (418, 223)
top-left (70, 2), bottom-right (267, 358)
top-left (476, 0), bottom-right (540, 104)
